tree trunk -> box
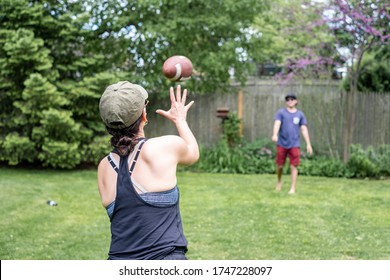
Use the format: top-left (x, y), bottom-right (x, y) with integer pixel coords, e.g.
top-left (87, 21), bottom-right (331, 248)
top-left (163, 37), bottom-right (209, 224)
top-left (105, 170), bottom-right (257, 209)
top-left (343, 90), bottom-right (356, 163)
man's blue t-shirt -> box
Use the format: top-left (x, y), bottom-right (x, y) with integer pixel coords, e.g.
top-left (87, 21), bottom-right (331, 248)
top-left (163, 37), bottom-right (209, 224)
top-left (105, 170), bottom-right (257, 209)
top-left (274, 108), bottom-right (308, 149)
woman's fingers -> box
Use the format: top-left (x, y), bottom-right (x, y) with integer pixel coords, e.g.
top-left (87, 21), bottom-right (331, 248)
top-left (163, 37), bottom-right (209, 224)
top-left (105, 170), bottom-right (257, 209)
top-left (185, 100), bottom-right (194, 110)
top-left (169, 86), bottom-right (175, 103)
top-left (181, 88), bottom-right (187, 105)
top-left (176, 85), bottom-right (181, 103)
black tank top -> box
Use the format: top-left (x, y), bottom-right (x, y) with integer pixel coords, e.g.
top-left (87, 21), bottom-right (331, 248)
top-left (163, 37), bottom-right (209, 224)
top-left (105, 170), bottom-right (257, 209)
top-left (108, 139), bottom-right (188, 260)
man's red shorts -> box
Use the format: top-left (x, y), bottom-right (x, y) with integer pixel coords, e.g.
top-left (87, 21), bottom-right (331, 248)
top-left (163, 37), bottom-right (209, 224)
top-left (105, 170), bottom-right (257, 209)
top-left (276, 145), bottom-right (300, 166)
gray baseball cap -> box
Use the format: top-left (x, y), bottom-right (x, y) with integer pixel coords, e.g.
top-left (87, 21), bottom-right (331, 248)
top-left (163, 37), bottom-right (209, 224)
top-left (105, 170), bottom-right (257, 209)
top-left (99, 81), bottom-right (148, 129)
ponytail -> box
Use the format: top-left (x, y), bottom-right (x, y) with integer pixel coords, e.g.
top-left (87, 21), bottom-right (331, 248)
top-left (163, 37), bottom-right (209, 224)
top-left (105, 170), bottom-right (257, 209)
top-left (106, 116), bottom-right (142, 156)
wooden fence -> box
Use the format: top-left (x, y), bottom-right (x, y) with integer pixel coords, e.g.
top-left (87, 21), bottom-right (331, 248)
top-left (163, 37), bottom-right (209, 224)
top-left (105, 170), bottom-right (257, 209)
top-left (147, 78), bottom-right (390, 159)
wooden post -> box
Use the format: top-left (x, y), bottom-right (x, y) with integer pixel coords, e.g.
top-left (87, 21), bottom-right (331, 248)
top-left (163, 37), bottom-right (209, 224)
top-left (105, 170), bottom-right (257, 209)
top-left (237, 89), bottom-right (244, 136)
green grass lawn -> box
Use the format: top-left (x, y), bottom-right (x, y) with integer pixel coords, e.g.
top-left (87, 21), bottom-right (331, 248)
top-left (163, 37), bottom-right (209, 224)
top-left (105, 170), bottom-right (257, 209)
top-left (0, 167), bottom-right (389, 260)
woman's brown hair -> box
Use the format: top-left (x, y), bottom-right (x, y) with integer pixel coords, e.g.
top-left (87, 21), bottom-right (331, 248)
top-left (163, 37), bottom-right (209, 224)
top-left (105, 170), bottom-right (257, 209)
top-left (106, 116), bottom-right (143, 156)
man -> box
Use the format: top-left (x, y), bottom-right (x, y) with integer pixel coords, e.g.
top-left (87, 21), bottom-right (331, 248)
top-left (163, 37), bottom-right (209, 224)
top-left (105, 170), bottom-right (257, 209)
top-left (271, 93), bottom-right (313, 194)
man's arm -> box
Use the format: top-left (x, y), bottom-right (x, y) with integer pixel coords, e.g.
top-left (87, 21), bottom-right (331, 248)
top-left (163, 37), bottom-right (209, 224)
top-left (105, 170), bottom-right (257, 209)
top-left (301, 125), bottom-right (313, 155)
top-left (272, 120), bottom-right (281, 142)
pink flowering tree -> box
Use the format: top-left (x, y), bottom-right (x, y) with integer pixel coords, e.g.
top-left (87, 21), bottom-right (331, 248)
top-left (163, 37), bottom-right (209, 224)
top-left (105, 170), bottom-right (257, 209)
top-left (326, 0), bottom-right (389, 161)
top-left (274, 0), bottom-right (389, 161)
top-left (326, 0), bottom-right (389, 93)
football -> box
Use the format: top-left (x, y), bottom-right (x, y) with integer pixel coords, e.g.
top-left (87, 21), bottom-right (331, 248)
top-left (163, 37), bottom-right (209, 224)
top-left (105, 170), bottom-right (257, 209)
top-left (162, 55), bottom-right (193, 82)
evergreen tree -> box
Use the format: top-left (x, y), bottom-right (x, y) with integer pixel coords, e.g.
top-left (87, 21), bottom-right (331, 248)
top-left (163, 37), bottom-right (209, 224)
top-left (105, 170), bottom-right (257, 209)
top-left (0, 0), bottom-right (111, 168)
top-left (0, 0), bottom-right (270, 168)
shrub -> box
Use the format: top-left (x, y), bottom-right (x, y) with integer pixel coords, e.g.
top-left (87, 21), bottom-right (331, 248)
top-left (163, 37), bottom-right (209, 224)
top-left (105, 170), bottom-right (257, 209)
top-left (38, 141), bottom-right (81, 169)
top-left (377, 145), bottom-right (390, 176)
top-left (222, 112), bottom-right (242, 147)
top-left (83, 135), bottom-right (111, 166)
top-left (299, 157), bottom-right (349, 178)
top-left (192, 139), bottom-right (390, 179)
top-left (347, 144), bottom-right (381, 178)
top-left (0, 133), bottom-right (37, 165)
top-left (195, 138), bottom-right (246, 173)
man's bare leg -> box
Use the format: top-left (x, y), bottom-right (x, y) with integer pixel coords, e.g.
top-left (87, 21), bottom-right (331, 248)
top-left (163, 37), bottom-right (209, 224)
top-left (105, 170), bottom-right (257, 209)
top-left (289, 165), bottom-right (298, 194)
top-left (276, 165), bottom-right (283, 191)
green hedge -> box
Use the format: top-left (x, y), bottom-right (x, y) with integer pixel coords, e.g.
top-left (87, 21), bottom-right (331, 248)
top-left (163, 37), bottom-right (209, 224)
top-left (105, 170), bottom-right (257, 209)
top-left (189, 138), bottom-right (390, 179)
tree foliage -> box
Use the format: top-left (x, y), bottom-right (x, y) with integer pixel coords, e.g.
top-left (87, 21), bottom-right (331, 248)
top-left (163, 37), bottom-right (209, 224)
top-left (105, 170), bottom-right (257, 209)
top-left (252, 0), bottom-right (339, 81)
top-left (84, 0), bottom-right (270, 94)
top-left (0, 0), bottom-right (112, 168)
top-left (343, 44), bottom-right (390, 92)
top-left (254, 0), bottom-right (390, 87)
top-left (326, 0), bottom-right (390, 93)
top-left (324, 0), bottom-right (390, 161)
top-left (0, 0), bottom-right (270, 168)
top-left (252, 0), bottom-right (389, 163)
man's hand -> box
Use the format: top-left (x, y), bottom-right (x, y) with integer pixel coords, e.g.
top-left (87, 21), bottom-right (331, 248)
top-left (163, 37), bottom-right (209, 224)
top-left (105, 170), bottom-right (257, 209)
top-left (306, 144), bottom-right (313, 155)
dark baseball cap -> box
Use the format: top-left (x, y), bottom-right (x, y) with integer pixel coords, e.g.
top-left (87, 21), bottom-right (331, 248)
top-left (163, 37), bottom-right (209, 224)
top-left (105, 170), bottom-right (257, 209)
top-left (285, 93), bottom-right (297, 101)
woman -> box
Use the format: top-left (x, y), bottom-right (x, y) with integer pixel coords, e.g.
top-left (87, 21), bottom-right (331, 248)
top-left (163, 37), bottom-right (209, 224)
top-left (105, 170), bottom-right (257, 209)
top-left (97, 81), bottom-right (199, 260)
